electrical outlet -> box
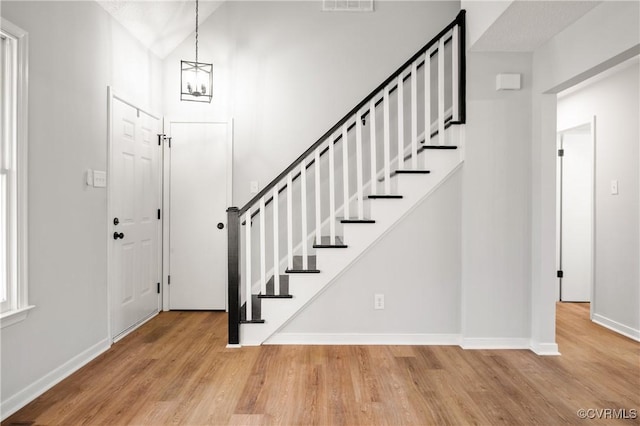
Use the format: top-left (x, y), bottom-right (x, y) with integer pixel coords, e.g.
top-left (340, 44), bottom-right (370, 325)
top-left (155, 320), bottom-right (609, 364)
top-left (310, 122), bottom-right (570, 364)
top-left (374, 293), bottom-right (384, 310)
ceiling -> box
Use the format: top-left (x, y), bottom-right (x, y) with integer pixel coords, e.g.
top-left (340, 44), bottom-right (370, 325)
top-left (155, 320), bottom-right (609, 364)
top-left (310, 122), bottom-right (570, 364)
top-left (96, 0), bottom-right (225, 58)
top-left (98, 0), bottom-right (603, 57)
top-left (472, 0), bottom-right (601, 52)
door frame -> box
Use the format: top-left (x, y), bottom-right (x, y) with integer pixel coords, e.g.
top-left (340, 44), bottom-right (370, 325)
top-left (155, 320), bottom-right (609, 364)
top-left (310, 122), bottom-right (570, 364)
top-left (106, 87), bottom-right (163, 342)
top-left (161, 118), bottom-right (234, 312)
top-left (556, 116), bottom-right (596, 315)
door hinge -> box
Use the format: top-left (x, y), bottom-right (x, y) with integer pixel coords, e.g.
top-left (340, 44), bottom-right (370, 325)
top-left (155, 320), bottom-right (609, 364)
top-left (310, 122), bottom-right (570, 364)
top-left (558, 149), bottom-right (564, 157)
top-left (168, 275), bottom-right (171, 285)
top-left (157, 209), bottom-right (161, 220)
top-left (557, 270), bottom-right (563, 278)
top-left (158, 134), bottom-right (164, 146)
top-left (167, 137), bottom-right (172, 148)
top-left (157, 282), bottom-right (160, 294)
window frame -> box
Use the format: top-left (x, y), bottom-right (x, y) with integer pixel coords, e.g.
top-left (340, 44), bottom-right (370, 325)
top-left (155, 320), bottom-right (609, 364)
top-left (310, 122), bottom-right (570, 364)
top-left (0, 18), bottom-right (32, 328)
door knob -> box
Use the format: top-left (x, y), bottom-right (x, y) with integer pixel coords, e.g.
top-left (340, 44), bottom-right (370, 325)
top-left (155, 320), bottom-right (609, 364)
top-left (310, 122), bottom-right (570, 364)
top-left (217, 222), bottom-right (224, 230)
top-left (113, 232), bottom-right (125, 240)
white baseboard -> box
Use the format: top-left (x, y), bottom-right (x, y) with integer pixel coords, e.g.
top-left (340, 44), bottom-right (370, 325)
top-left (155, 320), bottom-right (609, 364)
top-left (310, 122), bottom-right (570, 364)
top-left (593, 314), bottom-right (640, 342)
top-left (265, 333), bottom-right (462, 346)
top-left (1, 337), bottom-right (111, 421)
top-left (460, 337), bottom-right (530, 350)
top-left (529, 340), bottom-right (561, 356)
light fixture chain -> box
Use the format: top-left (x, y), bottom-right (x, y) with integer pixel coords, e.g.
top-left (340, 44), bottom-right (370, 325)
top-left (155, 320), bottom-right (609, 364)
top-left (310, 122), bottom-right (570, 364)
top-left (195, 0), bottom-right (199, 64)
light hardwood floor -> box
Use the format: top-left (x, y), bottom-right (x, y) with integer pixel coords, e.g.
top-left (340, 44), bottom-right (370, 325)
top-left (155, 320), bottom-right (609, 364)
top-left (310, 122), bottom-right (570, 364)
top-left (3, 303), bottom-right (639, 425)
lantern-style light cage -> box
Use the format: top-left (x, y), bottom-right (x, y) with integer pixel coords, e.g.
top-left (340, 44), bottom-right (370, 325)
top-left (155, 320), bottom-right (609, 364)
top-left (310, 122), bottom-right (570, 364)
top-left (180, 0), bottom-right (212, 103)
top-left (180, 60), bottom-right (213, 103)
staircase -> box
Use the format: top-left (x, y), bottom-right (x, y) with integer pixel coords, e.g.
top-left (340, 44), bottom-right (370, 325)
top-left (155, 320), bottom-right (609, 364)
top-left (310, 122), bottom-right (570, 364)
top-left (227, 10), bottom-right (466, 346)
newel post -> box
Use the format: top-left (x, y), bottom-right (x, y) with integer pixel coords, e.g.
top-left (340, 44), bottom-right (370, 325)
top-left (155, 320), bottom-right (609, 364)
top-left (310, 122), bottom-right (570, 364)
top-left (227, 207), bottom-right (241, 346)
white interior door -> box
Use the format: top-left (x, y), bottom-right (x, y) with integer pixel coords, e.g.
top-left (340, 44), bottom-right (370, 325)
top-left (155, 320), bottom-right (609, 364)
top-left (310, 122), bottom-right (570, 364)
top-left (109, 94), bottom-right (162, 340)
top-left (168, 122), bottom-right (229, 310)
top-left (559, 126), bottom-right (593, 302)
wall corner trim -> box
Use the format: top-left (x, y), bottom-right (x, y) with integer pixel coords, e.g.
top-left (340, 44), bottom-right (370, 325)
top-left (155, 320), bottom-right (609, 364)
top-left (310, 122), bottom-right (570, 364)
top-left (0, 338), bottom-right (111, 421)
top-left (529, 340), bottom-right (561, 356)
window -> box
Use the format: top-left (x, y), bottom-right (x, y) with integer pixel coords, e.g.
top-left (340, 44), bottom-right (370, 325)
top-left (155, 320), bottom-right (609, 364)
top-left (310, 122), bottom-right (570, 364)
top-left (1, 18), bottom-right (32, 328)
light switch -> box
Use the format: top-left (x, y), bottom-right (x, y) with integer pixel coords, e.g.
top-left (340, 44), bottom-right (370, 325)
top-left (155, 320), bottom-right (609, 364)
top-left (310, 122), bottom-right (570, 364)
top-left (86, 169), bottom-right (94, 186)
top-left (610, 180), bottom-right (619, 195)
top-left (93, 170), bottom-right (107, 188)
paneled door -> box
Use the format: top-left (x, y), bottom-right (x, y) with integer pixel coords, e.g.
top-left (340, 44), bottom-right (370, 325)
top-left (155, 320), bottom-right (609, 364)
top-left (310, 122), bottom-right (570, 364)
top-left (167, 122), bottom-right (229, 310)
top-left (109, 93), bottom-right (162, 341)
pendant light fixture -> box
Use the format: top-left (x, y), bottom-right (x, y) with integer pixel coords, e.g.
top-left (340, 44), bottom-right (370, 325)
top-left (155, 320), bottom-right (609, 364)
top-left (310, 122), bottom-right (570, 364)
top-left (180, 0), bottom-right (213, 103)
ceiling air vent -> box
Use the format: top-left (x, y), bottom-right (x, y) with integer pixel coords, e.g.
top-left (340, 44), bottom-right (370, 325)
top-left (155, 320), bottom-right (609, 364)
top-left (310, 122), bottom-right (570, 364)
top-left (322, 0), bottom-right (374, 12)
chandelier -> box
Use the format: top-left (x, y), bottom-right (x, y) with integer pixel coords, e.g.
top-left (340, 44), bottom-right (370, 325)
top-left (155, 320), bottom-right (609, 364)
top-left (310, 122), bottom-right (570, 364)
top-left (180, 0), bottom-right (213, 103)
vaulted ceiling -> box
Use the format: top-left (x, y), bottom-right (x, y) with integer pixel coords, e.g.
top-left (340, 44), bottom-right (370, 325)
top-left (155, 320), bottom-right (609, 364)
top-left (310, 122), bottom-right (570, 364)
top-left (96, 0), bottom-right (225, 58)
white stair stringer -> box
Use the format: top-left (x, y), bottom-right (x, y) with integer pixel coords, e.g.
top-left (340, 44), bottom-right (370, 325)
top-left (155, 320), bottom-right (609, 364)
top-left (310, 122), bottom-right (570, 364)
top-left (240, 147), bottom-right (464, 346)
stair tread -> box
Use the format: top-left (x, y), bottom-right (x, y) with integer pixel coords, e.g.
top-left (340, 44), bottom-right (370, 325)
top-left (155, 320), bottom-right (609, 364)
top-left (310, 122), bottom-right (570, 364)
top-left (420, 145), bottom-right (458, 149)
top-left (341, 219), bottom-right (375, 223)
top-left (240, 319), bottom-right (265, 324)
top-left (286, 269), bottom-right (321, 273)
top-left (314, 236), bottom-right (347, 248)
top-left (395, 169), bottom-right (431, 174)
top-left (368, 194), bottom-right (403, 199)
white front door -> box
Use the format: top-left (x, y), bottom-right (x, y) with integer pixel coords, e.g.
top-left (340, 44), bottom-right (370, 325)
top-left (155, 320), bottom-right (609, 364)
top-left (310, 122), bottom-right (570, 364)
top-left (109, 95), bottom-right (162, 340)
top-left (168, 122), bottom-right (229, 310)
top-left (559, 125), bottom-right (593, 302)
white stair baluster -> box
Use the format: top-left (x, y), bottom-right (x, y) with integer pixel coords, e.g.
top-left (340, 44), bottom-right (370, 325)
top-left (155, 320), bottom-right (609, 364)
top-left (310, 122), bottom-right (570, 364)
top-left (397, 75), bottom-right (404, 170)
top-left (369, 99), bottom-right (377, 195)
top-left (342, 124), bottom-right (349, 220)
top-left (329, 136), bottom-right (336, 245)
top-left (411, 61), bottom-right (418, 169)
top-left (272, 186), bottom-right (280, 296)
top-left (425, 50), bottom-right (431, 168)
top-left (383, 86), bottom-right (391, 194)
top-left (452, 25), bottom-right (460, 123)
top-left (314, 147), bottom-right (321, 245)
top-left (259, 196), bottom-right (266, 295)
top-left (438, 37), bottom-right (445, 146)
top-left (244, 210), bottom-right (252, 321)
top-left (301, 158), bottom-right (308, 270)
top-left (287, 172), bottom-right (293, 270)
top-left (356, 113), bottom-right (364, 219)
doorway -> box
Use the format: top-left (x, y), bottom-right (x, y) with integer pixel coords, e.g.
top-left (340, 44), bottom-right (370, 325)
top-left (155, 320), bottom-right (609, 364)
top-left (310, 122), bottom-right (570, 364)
top-left (164, 121), bottom-right (232, 310)
top-left (557, 119), bottom-right (595, 303)
top-left (107, 89), bottom-right (162, 342)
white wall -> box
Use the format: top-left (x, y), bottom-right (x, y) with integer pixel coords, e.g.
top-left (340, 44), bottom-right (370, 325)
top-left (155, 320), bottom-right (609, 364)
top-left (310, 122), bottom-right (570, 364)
top-left (557, 62), bottom-right (640, 338)
top-left (530, 1), bottom-right (640, 351)
top-left (276, 170), bottom-right (462, 340)
top-left (461, 52), bottom-right (533, 344)
top-left (162, 1), bottom-right (461, 207)
top-left (0, 1), bottom-right (162, 417)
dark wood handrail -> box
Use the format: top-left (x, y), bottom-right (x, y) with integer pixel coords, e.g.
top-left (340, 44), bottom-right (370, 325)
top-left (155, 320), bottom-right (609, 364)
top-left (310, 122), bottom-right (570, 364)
top-left (238, 9), bottom-right (466, 216)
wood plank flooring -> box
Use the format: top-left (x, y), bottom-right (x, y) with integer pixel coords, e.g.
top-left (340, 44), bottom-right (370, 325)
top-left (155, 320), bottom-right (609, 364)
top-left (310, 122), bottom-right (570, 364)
top-left (4, 303), bottom-right (639, 425)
